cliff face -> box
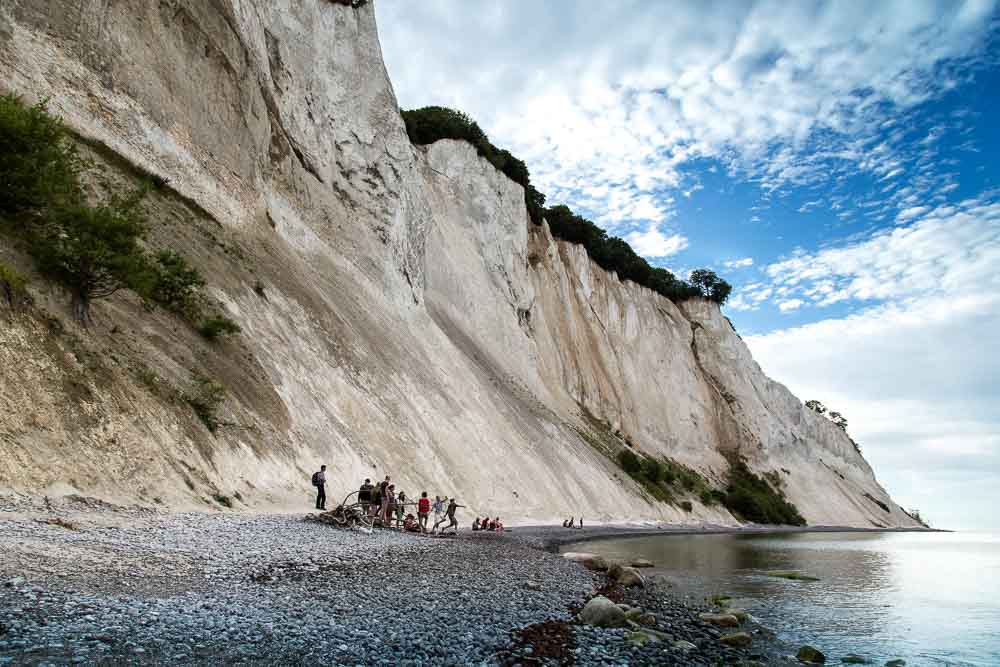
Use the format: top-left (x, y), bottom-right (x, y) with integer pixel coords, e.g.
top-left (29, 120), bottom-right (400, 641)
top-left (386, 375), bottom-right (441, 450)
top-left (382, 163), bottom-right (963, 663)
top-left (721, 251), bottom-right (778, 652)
top-left (0, 0), bottom-right (918, 527)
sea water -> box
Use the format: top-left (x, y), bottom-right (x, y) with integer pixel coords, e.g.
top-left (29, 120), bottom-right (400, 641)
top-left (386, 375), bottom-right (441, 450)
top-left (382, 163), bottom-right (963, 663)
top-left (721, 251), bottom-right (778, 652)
top-left (565, 531), bottom-right (1000, 666)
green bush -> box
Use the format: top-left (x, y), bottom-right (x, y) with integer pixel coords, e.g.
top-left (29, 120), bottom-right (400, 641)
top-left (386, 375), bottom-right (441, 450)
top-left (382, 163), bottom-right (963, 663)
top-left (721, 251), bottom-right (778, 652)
top-left (0, 94), bottom-right (84, 230)
top-left (212, 493), bottom-right (233, 508)
top-left (0, 261), bottom-right (28, 307)
top-left (618, 449), bottom-right (642, 476)
top-left (680, 500), bottom-right (693, 512)
top-left (139, 249), bottom-right (205, 317)
top-left (29, 190), bottom-right (149, 325)
top-left (198, 315), bottom-right (241, 340)
top-left (400, 105), bottom-right (732, 306)
top-left (186, 375), bottom-right (226, 433)
top-left (723, 459), bottom-right (805, 526)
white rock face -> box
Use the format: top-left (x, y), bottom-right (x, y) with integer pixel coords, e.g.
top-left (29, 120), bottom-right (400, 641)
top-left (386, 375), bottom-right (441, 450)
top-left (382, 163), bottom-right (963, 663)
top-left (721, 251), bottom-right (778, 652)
top-left (0, 0), bottom-right (917, 527)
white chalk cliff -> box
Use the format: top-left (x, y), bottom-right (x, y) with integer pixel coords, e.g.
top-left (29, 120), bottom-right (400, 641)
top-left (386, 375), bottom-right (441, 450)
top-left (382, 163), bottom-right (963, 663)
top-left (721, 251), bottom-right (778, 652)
top-left (0, 0), bottom-right (919, 527)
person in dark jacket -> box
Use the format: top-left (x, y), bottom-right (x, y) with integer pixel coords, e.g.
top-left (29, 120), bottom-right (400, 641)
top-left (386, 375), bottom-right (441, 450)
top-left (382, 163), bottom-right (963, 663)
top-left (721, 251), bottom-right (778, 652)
top-left (312, 465), bottom-right (327, 510)
top-left (358, 478), bottom-right (374, 514)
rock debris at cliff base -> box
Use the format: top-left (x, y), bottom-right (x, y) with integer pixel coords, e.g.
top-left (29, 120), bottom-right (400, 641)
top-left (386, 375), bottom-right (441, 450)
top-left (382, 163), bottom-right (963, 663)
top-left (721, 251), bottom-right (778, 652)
top-left (0, 503), bottom-right (790, 666)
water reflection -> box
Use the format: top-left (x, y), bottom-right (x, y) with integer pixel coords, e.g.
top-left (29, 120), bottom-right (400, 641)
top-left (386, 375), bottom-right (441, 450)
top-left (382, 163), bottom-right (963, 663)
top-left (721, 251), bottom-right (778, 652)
top-left (564, 532), bottom-right (1000, 666)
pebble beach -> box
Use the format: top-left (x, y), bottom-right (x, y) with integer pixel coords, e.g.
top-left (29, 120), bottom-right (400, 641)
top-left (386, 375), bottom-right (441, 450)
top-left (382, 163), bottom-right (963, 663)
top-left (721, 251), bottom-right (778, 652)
top-left (0, 493), bottom-right (798, 666)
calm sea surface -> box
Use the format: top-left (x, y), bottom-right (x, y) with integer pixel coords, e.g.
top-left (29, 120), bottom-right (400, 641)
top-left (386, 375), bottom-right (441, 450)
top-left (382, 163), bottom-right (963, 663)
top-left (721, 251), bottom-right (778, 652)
top-left (564, 531), bottom-right (1000, 666)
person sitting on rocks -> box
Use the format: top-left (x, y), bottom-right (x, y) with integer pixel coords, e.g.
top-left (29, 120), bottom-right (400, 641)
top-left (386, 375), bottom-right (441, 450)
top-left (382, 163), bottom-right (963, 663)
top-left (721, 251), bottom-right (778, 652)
top-left (358, 478), bottom-right (374, 514)
top-left (567, 516), bottom-right (575, 529)
top-left (403, 513), bottom-right (420, 533)
top-left (495, 517), bottom-right (504, 533)
top-left (472, 517), bottom-right (481, 531)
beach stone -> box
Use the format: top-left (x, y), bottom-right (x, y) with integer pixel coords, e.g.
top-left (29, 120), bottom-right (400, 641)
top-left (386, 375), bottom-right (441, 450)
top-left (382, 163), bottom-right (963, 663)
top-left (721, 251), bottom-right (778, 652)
top-left (631, 558), bottom-right (654, 568)
top-left (579, 596), bottom-right (626, 628)
top-left (722, 607), bottom-right (749, 622)
top-left (673, 639), bottom-right (697, 651)
top-left (637, 612), bottom-right (656, 627)
top-left (699, 612), bottom-right (740, 627)
top-left (608, 564), bottom-right (645, 587)
top-left (884, 661), bottom-right (906, 667)
top-left (719, 631), bottom-right (752, 647)
top-left (842, 656), bottom-right (870, 664)
top-left (624, 608), bottom-right (644, 621)
top-left (524, 581), bottom-right (541, 591)
top-left (563, 552), bottom-right (609, 571)
top-left (797, 645), bottom-right (826, 663)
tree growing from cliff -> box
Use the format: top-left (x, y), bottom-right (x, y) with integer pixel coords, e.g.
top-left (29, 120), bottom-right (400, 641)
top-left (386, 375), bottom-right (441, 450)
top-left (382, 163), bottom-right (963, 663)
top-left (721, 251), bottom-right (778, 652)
top-left (805, 399), bottom-right (827, 415)
top-left (690, 269), bottom-right (733, 305)
top-left (30, 189), bottom-right (148, 326)
top-left (0, 94), bottom-right (84, 232)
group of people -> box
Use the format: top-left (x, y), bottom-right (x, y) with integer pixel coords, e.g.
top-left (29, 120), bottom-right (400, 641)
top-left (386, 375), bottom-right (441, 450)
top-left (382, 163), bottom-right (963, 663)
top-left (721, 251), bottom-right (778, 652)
top-left (472, 516), bottom-right (504, 532)
top-left (562, 517), bottom-right (583, 528)
top-left (315, 471), bottom-right (463, 534)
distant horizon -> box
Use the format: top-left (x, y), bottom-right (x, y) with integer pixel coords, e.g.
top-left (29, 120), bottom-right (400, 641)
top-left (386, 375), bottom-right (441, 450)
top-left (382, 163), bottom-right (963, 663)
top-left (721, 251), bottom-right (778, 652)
top-left (377, 0), bottom-right (1000, 529)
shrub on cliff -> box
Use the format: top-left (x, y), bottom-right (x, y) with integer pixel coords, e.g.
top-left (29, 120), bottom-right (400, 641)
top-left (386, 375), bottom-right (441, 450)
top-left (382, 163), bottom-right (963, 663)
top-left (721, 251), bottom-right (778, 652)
top-left (723, 459), bottom-right (805, 526)
top-left (138, 249), bottom-right (205, 318)
top-left (29, 190), bottom-right (149, 326)
top-left (0, 94), bottom-right (84, 231)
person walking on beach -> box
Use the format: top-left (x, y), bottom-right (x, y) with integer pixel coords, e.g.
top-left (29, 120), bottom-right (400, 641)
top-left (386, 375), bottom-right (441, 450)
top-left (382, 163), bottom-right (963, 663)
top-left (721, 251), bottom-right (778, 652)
top-left (438, 497), bottom-right (463, 534)
top-left (418, 492), bottom-right (431, 533)
top-left (431, 495), bottom-right (448, 533)
top-left (311, 465), bottom-right (327, 510)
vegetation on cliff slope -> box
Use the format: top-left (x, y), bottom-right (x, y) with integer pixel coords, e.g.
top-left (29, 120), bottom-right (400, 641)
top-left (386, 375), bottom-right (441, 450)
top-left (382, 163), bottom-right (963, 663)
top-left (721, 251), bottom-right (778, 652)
top-left (723, 459), bottom-right (806, 526)
top-left (401, 106), bottom-right (732, 306)
top-left (0, 93), bottom-right (238, 336)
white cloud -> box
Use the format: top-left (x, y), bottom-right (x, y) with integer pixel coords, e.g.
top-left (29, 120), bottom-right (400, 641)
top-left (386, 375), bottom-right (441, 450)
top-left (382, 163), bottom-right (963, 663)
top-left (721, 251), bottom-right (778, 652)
top-left (777, 298), bottom-right (805, 311)
top-left (376, 0), bottom-right (998, 246)
top-left (625, 225), bottom-right (689, 258)
top-left (745, 200), bottom-right (1000, 529)
top-left (724, 257), bottom-right (755, 268)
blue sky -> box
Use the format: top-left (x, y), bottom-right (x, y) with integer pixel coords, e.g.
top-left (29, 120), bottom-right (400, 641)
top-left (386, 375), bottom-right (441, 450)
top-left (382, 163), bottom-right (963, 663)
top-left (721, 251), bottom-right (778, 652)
top-left (376, 0), bottom-right (1000, 530)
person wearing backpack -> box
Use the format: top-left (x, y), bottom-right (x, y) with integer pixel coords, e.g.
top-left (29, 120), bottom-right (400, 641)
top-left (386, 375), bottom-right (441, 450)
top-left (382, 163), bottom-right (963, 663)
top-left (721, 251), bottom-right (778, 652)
top-left (311, 465), bottom-right (328, 510)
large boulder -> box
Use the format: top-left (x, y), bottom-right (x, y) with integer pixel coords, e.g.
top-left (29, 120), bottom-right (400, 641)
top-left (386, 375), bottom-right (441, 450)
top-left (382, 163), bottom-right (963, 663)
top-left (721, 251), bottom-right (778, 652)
top-left (563, 552), bottom-right (610, 571)
top-left (796, 645), bottom-right (826, 663)
top-left (719, 632), bottom-right (752, 648)
top-left (698, 612), bottom-right (741, 627)
top-left (579, 596), bottom-right (627, 628)
top-left (608, 563), bottom-right (645, 587)
top-left (632, 558), bottom-right (655, 568)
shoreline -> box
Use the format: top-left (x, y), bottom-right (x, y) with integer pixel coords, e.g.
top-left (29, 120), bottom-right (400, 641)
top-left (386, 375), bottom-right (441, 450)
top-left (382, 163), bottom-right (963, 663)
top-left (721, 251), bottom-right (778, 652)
top-left (0, 497), bottom-right (946, 665)
top-left (511, 522), bottom-right (947, 553)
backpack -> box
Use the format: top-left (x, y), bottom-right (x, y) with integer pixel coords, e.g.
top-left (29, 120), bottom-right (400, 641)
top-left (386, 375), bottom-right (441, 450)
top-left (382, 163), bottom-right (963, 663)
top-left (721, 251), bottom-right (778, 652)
top-left (311, 472), bottom-right (321, 487)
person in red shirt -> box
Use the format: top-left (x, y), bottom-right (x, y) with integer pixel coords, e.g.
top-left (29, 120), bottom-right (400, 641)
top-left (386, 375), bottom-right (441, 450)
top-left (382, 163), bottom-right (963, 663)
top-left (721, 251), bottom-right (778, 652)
top-left (417, 491), bottom-right (431, 533)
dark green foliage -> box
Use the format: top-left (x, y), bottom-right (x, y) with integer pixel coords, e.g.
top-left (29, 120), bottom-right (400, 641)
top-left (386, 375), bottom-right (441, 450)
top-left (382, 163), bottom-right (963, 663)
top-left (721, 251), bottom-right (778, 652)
top-left (399, 104), bottom-right (732, 306)
top-left (690, 269), bottom-right (733, 305)
top-left (680, 500), bottom-right (693, 512)
top-left (198, 315), bottom-right (241, 340)
top-left (0, 261), bottom-right (28, 308)
top-left (186, 375), bottom-right (226, 433)
top-left (212, 493), bottom-right (233, 508)
top-left (617, 449), bottom-right (715, 506)
top-left (804, 399), bottom-right (826, 415)
top-left (29, 190), bottom-right (149, 325)
top-left (618, 449), bottom-right (642, 475)
top-left (723, 460), bottom-right (806, 526)
top-left (0, 94), bottom-right (84, 230)
top-left (401, 106), bottom-right (546, 224)
top-left (139, 250), bottom-right (205, 317)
